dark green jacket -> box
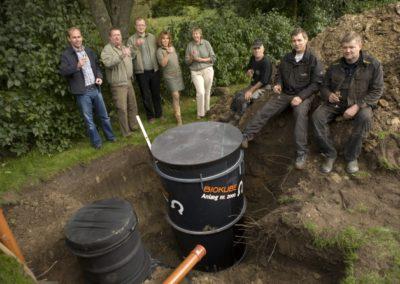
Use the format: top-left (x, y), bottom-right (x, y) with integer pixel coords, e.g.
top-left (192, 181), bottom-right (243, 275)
top-left (321, 51), bottom-right (384, 107)
top-left (275, 47), bottom-right (323, 99)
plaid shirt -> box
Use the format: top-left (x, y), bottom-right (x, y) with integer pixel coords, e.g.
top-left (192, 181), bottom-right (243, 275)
top-left (74, 47), bottom-right (95, 86)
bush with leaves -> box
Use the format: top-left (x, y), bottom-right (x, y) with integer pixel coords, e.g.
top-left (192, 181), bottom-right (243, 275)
top-left (0, 0), bottom-right (101, 155)
top-left (165, 10), bottom-right (294, 95)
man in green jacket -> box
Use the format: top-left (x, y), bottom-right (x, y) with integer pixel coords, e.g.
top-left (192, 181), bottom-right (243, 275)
top-left (101, 28), bottom-right (138, 137)
top-left (127, 18), bottom-right (162, 123)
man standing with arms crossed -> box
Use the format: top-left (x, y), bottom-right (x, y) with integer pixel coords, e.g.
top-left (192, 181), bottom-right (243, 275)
top-left (59, 27), bottom-right (116, 149)
top-left (242, 28), bottom-right (323, 170)
top-left (312, 31), bottom-right (383, 174)
top-left (101, 28), bottom-right (138, 137)
top-left (127, 18), bottom-right (162, 123)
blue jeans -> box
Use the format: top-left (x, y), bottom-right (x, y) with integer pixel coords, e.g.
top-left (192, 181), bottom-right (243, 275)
top-left (76, 88), bottom-right (115, 147)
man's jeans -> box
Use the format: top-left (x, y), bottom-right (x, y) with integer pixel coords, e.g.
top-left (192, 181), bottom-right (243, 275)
top-left (244, 94), bottom-right (314, 155)
top-left (312, 103), bottom-right (372, 161)
top-left (76, 88), bottom-right (115, 147)
top-left (231, 86), bottom-right (267, 115)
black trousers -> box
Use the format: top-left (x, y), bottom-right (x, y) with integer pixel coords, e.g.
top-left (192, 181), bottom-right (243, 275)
top-left (136, 70), bottom-right (162, 120)
top-left (312, 103), bottom-right (372, 161)
top-left (244, 94), bottom-right (313, 155)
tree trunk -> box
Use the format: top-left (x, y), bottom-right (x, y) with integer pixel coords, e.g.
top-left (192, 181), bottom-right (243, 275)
top-left (87, 0), bottom-right (112, 44)
top-left (108, 0), bottom-right (135, 40)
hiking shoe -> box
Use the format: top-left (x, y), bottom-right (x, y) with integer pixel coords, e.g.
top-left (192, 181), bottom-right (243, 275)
top-left (320, 157), bottom-right (336, 173)
top-left (94, 144), bottom-right (102, 150)
top-left (346, 160), bottom-right (359, 174)
top-left (241, 136), bottom-right (249, 149)
top-left (295, 153), bottom-right (307, 170)
top-left (241, 134), bottom-right (254, 149)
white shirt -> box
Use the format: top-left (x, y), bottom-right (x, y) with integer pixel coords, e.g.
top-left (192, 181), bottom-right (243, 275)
top-left (295, 53), bottom-right (304, 63)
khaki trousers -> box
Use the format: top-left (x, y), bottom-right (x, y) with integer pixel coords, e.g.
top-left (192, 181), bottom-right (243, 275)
top-left (111, 81), bottom-right (138, 137)
top-left (190, 66), bottom-right (214, 117)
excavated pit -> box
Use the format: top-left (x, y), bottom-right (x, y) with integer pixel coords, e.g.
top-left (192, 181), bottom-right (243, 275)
top-left (4, 119), bottom-right (346, 283)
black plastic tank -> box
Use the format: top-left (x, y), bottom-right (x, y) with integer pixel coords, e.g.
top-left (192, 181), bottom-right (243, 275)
top-left (64, 198), bottom-right (151, 284)
top-left (151, 121), bottom-right (246, 271)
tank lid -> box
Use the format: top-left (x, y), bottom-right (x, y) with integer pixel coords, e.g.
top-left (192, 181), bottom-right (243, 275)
top-left (151, 122), bottom-right (242, 165)
top-left (64, 198), bottom-right (137, 254)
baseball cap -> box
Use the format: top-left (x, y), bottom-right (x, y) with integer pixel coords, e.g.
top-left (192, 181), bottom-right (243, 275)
top-left (252, 39), bottom-right (263, 48)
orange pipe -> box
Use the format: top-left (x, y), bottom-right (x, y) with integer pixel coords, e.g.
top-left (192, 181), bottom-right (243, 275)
top-left (0, 208), bottom-right (25, 263)
top-left (163, 244), bottom-right (206, 284)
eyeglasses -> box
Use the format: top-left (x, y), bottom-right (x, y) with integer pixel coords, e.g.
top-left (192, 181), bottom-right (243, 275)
top-left (253, 47), bottom-right (261, 50)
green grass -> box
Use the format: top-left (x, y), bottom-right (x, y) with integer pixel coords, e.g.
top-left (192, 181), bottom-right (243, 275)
top-left (0, 254), bottom-right (34, 284)
top-left (304, 221), bottom-right (400, 283)
top-left (0, 94), bottom-right (226, 199)
top-left (277, 195), bottom-right (298, 205)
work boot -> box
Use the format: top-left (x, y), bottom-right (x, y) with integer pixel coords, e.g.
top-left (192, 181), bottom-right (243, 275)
top-left (346, 160), bottom-right (359, 174)
top-left (241, 136), bottom-right (249, 149)
top-left (320, 157), bottom-right (336, 173)
top-left (295, 153), bottom-right (307, 170)
top-left (241, 134), bottom-right (253, 149)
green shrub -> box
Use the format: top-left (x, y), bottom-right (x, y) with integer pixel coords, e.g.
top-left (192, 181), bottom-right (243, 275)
top-left (165, 10), bottom-right (293, 95)
top-left (0, 0), bottom-right (101, 155)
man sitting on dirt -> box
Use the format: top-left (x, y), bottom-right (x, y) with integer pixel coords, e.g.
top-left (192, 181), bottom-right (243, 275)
top-left (241, 28), bottom-right (323, 170)
top-left (312, 31), bottom-right (384, 174)
top-left (228, 39), bottom-right (272, 121)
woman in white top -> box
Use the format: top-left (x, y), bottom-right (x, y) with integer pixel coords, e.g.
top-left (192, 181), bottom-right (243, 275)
top-left (185, 28), bottom-right (216, 119)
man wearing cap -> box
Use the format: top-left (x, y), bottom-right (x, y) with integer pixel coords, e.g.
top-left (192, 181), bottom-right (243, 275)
top-left (242, 28), bottom-right (323, 170)
top-left (312, 31), bottom-right (383, 174)
top-left (229, 39), bottom-right (272, 121)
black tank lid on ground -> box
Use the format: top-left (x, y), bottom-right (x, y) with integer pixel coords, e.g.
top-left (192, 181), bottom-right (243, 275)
top-left (151, 122), bottom-right (243, 166)
top-left (64, 198), bottom-right (137, 254)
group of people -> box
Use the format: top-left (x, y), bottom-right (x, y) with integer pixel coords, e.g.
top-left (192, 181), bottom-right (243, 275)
top-left (59, 20), bottom-right (383, 174)
top-left (234, 28), bottom-right (383, 174)
top-left (59, 17), bottom-right (216, 148)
